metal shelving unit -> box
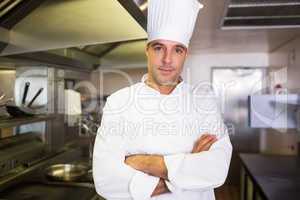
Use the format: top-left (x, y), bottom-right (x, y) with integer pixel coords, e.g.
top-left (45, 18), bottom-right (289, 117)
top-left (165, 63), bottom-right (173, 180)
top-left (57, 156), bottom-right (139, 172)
top-left (0, 115), bottom-right (56, 129)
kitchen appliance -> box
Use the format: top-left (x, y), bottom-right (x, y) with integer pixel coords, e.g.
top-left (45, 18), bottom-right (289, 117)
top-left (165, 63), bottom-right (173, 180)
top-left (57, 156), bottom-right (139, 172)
top-left (65, 89), bottom-right (82, 127)
top-left (212, 67), bottom-right (265, 185)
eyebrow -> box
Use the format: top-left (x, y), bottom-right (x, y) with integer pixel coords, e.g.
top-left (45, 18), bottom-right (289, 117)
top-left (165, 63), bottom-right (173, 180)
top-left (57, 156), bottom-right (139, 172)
top-left (175, 45), bottom-right (186, 50)
top-left (149, 42), bottom-right (186, 50)
top-left (150, 42), bottom-right (163, 47)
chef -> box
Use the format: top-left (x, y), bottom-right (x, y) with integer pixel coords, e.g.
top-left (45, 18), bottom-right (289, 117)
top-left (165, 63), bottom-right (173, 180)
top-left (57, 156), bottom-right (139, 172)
top-left (93, 0), bottom-right (232, 199)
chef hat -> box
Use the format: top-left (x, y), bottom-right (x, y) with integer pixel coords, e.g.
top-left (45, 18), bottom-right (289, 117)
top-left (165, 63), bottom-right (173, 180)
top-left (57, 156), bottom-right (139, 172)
top-left (147, 0), bottom-right (203, 48)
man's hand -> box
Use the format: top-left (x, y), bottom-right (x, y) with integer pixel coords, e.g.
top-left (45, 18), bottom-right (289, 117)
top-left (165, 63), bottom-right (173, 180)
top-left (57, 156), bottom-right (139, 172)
top-left (125, 154), bottom-right (168, 180)
top-left (124, 154), bottom-right (147, 171)
top-left (192, 134), bottom-right (217, 153)
top-left (151, 178), bottom-right (171, 197)
top-left (125, 155), bottom-right (171, 196)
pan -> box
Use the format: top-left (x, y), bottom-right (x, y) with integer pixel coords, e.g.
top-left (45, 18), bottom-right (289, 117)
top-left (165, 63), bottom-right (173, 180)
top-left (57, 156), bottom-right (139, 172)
top-left (4, 82), bottom-right (34, 117)
top-left (4, 83), bottom-right (44, 117)
top-left (0, 98), bottom-right (32, 117)
top-left (5, 105), bottom-right (34, 117)
top-left (45, 164), bottom-right (89, 182)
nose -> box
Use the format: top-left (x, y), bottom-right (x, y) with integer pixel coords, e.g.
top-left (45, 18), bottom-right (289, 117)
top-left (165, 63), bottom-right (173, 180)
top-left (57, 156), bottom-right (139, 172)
top-left (163, 49), bottom-right (172, 65)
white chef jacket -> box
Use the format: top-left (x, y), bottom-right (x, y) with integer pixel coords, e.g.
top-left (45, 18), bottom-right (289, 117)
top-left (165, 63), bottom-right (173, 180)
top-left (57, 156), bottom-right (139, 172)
top-left (93, 74), bottom-right (232, 200)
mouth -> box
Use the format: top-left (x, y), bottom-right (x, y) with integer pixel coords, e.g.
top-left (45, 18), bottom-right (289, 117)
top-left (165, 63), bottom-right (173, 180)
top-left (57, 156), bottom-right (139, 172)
top-left (158, 67), bottom-right (174, 75)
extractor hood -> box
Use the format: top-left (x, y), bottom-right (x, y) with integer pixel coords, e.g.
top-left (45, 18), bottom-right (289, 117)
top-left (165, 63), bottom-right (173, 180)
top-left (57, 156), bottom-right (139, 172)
top-left (0, 0), bottom-right (147, 56)
top-left (222, 0), bottom-right (300, 29)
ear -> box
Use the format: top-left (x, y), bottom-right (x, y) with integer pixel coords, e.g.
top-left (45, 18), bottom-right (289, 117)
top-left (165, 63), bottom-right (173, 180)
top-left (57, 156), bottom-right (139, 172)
top-left (185, 48), bottom-right (189, 58)
top-left (145, 46), bottom-right (149, 57)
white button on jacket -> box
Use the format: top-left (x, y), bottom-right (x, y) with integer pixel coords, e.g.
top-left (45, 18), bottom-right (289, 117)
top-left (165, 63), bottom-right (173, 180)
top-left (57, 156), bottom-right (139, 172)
top-left (93, 75), bottom-right (232, 200)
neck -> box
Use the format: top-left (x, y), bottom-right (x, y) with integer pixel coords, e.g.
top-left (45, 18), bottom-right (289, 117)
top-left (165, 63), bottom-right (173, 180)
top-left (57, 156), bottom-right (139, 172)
top-left (146, 76), bottom-right (180, 95)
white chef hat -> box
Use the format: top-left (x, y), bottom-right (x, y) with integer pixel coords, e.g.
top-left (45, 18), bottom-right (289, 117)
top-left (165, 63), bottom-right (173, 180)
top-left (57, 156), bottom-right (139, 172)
top-left (147, 0), bottom-right (203, 48)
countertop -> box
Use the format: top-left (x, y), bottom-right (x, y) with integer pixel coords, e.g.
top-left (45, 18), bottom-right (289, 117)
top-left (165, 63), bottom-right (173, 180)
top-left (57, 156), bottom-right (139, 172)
top-left (0, 147), bottom-right (105, 200)
top-left (239, 153), bottom-right (300, 200)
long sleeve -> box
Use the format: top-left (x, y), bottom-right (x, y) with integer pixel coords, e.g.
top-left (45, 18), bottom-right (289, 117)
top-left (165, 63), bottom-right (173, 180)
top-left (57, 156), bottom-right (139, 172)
top-left (93, 97), bottom-right (160, 200)
top-left (163, 91), bottom-right (233, 191)
top-left (164, 134), bottom-right (232, 191)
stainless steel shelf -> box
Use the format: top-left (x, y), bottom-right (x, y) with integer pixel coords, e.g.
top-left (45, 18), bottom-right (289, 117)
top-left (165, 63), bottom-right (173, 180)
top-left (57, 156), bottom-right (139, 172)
top-left (0, 115), bottom-right (56, 128)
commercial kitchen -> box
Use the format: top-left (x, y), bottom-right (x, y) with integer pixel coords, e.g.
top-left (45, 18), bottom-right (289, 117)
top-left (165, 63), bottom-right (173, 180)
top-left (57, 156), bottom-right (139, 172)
top-left (0, 0), bottom-right (300, 200)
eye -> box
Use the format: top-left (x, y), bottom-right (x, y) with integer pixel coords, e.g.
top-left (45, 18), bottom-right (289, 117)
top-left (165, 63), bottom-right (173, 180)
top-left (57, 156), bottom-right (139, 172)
top-left (175, 48), bottom-right (184, 54)
top-left (153, 46), bottom-right (163, 51)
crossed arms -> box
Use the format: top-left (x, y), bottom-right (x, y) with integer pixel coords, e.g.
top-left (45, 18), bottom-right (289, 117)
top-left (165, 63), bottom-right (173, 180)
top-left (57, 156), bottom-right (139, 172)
top-left (93, 98), bottom-right (232, 200)
top-left (125, 134), bottom-right (218, 197)
top-left (93, 123), bottom-right (232, 200)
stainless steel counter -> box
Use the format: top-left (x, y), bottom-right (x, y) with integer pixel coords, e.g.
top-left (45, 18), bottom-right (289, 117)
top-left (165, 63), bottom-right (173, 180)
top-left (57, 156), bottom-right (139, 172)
top-left (0, 147), bottom-right (105, 200)
top-left (0, 182), bottom-right (97, 200)
top-left (240, 153), bottom-right (300, 200)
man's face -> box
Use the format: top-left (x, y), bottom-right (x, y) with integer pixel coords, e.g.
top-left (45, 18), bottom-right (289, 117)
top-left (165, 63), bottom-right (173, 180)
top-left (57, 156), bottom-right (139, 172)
top-left (146, 39), bottom-right (188, 86)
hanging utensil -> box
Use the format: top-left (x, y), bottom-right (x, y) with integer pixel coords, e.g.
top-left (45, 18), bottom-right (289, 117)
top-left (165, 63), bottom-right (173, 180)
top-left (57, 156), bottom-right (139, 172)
top-left (21, 82), bottom-right (30, 106)
top-left (5, 105), bottom-right (34, 117)
top-left (0, 93), bottom-right (6, 106)
top-left (0, 93), bottom-right (5, 102)
top-left (28, 88), bottom-right (43, 108)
